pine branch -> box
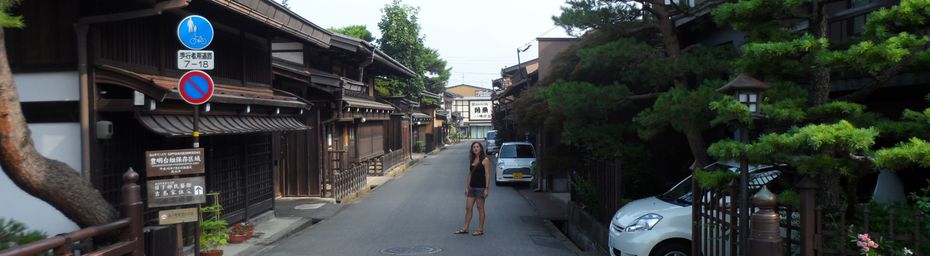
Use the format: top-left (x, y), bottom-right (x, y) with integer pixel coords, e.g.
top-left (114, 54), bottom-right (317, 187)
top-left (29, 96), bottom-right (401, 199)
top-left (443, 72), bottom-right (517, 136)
top-left (838, 54), bottom-right (915, 102)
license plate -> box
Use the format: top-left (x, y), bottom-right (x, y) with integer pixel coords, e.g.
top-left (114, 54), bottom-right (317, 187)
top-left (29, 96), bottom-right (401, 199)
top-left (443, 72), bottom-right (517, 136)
top-left (513, 172), bottom-right (523, 179)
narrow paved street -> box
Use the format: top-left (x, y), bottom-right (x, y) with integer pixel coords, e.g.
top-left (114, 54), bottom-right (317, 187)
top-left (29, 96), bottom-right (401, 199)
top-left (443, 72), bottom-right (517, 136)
top-left (263, 141), bottom-right (576, 256)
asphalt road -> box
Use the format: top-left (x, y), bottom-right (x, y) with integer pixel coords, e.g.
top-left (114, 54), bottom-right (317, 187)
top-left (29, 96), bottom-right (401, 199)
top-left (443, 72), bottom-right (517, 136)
top-left (263, 141), bottom-right (576, 256)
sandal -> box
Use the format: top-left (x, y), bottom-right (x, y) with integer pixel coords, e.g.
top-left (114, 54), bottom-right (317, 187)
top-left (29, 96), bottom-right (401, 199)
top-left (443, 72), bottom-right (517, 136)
top-left (472, 230), bottom-right (484, 236)
top-left (454, 229), bottom-right (468, 234)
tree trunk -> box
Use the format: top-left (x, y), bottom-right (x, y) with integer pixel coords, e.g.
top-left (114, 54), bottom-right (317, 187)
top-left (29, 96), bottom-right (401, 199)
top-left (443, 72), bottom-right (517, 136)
top-left (810, 0), bottom-right (832, 105)
top-left (683, 127), bottom-right (710, 168)
top-left (652, 3), bottom-right (688, 89)
top-left (0, 27), bottom-right (117, 227)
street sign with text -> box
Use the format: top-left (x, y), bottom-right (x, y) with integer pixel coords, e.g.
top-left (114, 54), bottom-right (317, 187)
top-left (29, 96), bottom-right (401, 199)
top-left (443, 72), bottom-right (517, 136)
top-left (147, 177), bottom-right (206, 208)
top-left (177, 50), bottom-right (214, 70)
top-left (145, 148), bottom-right (205, 177)
top-left (158, 208), bottom-right (199, 225)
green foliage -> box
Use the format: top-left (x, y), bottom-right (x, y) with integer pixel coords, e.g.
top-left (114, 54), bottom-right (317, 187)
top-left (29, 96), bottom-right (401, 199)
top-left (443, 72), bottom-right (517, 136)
top-left (736, 35), bottom-right (829, 79)
top-left (414, 140), bottom-right (424, 152)
top-left (778, 190), bottom-right (800, 209)
top-left (874, 138), bottom-right (930, 170)
top-left (819, 32), bottom-right (930, 76)
top-left (709, 121), bottom-right (879, 176)
top-left (544, 81), bottom-right (632, 156)
top-left (200, 193), bottom-right (228, 252)
top-left (378, 0), bottom-right (426, 98)
top-left (574, 38), bottom-right (671, 88)
top-left (329, 25), bottom-right (375, 43)
top-left (0, 0), bottom-right (22, 29)
top-left (709, 95), bottom-right (752, 126)
top-left (863, 0), bottom-right (930, 37)
top-left (376, 0), bottom-right (449, 98)
top-left (0, 219), bottom-right (49, 255)
top-left (912, 180), bottom-right (930, 216)
top-left (760, 82), bottom-right (809, 124)
top-left (551, 0), bottom-right (644, 36)
top-left (694, 169), bottom-right (739, 189)
top-left (421, 47), bottom-right (451, 94)
top-left (570, 177), bottom-right (599, 209)
top-left (636, 81), bottom-right (724, 138)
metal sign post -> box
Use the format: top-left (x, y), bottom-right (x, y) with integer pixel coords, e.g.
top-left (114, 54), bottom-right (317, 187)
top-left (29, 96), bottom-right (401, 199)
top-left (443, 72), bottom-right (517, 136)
top-left (176, 14), bottom-right (215, 256)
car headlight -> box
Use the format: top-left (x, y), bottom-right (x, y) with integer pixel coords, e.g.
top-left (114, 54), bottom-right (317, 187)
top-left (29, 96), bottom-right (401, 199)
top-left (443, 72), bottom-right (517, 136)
top-left (624, 213), bottom-right (663, 232)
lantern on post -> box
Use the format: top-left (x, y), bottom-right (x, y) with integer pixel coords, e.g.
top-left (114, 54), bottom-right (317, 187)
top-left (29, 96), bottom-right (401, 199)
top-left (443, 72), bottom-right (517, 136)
top-left (716, 73), bottom-right (770, 256)
top-left (717, 74), bottom-right (770, 116)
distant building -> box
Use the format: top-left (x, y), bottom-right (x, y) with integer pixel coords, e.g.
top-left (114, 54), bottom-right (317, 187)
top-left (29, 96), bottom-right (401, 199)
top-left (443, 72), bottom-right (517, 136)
top-left (446, 84), bottom-right (494, 138)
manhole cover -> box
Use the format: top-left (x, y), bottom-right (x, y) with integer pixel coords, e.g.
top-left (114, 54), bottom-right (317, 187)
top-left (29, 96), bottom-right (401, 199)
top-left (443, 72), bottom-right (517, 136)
top-left (294, 203), bottom-right (325, 210)
top-left (379, 246), bottom-right (442, 255)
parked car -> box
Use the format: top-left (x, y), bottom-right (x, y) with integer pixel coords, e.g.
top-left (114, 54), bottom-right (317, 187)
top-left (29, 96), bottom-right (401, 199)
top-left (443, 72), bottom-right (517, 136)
top-left (607, 162), bottom-right (907, 256)
top-left (495, 142), bottom-right (535, 186)
top-left (485, 130), bottom-right (498, 155)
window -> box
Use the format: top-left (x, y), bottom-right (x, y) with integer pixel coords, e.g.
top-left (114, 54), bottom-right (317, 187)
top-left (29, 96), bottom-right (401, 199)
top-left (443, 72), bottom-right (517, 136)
top-left (499, 144), bottom-right (535, 158)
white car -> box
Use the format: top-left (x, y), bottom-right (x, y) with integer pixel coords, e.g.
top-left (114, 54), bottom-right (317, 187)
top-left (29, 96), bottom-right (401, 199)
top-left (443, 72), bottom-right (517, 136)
top-left (495, 142), bottom-right (535, 186)
top-left (608, 162), bottom-right (782, 256)
top-left (608, 162), bottom-right (907, 256)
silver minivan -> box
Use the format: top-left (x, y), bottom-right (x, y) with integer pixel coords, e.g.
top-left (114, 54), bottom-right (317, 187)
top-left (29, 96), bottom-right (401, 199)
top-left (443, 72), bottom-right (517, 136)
top-left (485, 130), bottom-right (497, 155)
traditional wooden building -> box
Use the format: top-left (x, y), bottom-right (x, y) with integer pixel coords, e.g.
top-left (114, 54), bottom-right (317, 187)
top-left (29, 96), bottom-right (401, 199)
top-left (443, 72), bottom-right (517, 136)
top-left (272, 33), bottom-right (415, 199)
top-left (3, 0), bottom-right (345, 249)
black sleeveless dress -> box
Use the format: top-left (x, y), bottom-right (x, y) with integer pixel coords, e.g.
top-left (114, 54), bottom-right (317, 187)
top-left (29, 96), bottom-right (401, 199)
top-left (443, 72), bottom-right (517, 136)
top-left (470, 163), bottom-right (486, 188)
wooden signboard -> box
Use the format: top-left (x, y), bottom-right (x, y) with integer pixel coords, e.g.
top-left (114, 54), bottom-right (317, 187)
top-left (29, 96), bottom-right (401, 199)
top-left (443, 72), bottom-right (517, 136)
top-left (147, 177), bottom-right (206, 208)
top-left (145, 148), bottom-right (205, 177)
top-left (158, 208), bottom-right (199, 225)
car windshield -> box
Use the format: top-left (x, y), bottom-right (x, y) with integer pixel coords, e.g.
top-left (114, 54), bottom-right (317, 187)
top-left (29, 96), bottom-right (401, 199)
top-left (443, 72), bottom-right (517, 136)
top-left (499, 144), bottom-right (534, 158)
top-left (659, 164), bottom-right (734, 205)
top-left (487, 131), bottom-right (496, 140)
top-left (659, 163), bottom-right (782, 205)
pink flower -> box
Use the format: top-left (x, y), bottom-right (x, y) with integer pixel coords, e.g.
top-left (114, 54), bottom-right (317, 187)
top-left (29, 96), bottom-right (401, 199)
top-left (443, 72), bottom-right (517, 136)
top-left (858, 233), bottom-right (870, 241)
top-left (863, 247), bottom-right (871, 252)
top-left (857, 241), bottom-right (868, 248)
top-left (868, 241), bottom-right (878, 248)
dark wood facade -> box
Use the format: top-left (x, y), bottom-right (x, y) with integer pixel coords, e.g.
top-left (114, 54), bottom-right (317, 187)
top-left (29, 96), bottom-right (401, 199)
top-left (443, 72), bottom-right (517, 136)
top-left (5, 0), bottom-right (327, 235)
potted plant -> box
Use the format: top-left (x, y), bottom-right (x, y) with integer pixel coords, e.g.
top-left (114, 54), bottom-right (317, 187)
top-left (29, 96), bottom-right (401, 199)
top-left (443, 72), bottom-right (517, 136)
top-left (200, 193), bottom-right (228, 256)
top-left (228, 222), bottom-right (254, 244)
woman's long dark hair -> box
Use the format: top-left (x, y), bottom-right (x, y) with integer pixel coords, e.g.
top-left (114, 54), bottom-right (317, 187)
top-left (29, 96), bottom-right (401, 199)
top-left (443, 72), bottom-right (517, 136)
top-left (470, 141), bottom-right (486, 165)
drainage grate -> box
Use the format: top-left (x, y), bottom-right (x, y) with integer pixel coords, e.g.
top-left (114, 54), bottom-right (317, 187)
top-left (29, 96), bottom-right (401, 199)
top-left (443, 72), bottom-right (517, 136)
top-left (379, 246), bottom-right (442, 255)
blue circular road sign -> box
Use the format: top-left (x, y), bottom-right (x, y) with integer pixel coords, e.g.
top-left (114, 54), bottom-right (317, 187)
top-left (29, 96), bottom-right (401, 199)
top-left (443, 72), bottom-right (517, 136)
top-left (177, 15), bottom-right (214, 50)
top-left (178, 70), bottom-right (214, 105)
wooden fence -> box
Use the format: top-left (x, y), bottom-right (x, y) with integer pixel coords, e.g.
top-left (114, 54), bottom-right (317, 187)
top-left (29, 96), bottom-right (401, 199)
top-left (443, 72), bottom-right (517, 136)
top-left (0, 168), bottom-right (144, 256)
top-left (382, 150), bottom-right (405, 174)
top-left (333, 162), bottom-right (369, 202)
top-left (570, 157), bottom-right (623, 224)
top-left (695, 177), bottom-right (929, 256)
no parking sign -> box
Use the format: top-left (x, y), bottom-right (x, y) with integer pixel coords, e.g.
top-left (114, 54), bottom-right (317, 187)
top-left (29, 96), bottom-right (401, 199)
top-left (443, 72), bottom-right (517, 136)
top-left (178, 70), bottom-right (214, 105)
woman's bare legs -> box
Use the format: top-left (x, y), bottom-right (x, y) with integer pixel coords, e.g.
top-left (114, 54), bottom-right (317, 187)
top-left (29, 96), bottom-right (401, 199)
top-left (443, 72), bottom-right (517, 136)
top-left (476, 197), bottom-right (486, 233)
top-left (462, 196), bottom-right (476, 230)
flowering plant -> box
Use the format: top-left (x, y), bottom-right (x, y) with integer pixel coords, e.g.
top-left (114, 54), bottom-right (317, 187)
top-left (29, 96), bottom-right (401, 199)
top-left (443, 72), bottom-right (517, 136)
top-left (230, 222), bottom-right (255, 236)
top-left (850, 232), bottom-right (880, 255)
top-left (846, 224), bottom-right (919, 256)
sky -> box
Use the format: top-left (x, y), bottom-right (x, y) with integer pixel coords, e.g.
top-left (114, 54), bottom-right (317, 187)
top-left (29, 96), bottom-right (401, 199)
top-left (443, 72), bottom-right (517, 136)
top-left (285, 0), bottom-right (573, 89)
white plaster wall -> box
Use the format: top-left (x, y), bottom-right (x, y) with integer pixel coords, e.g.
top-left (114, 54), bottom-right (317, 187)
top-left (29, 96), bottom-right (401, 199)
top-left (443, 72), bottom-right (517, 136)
top-left (0, 123), bottom-right (81, 235)
top-left (13, 71), bottom-right (80, 102)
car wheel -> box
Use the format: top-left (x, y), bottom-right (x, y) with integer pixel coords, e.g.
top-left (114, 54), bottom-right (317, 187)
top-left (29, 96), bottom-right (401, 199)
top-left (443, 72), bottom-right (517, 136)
top-left (650, 242), bottom-right (690, 256)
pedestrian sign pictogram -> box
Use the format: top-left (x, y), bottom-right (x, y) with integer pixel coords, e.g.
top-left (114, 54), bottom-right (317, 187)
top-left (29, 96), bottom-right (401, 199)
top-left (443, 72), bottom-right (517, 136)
top-left (178, 70), bottom-right (214, 105)
top-left (177, 15), bottom-right (214, 50)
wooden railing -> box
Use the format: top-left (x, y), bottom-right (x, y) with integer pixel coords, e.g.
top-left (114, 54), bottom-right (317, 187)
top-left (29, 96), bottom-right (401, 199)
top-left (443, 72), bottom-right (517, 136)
top-left (0, 168), bottom-right (144, 256)
top-left (382, 150), bottom-right (405, 174)
top-left (325, 150), bottom-right (346, 198)
top-left (333, 162), bottom-right (368, 202)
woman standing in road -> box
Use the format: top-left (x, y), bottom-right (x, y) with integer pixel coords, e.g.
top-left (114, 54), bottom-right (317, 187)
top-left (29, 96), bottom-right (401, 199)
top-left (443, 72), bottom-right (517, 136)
top-left (455, 141), bottom-right (491, 236)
